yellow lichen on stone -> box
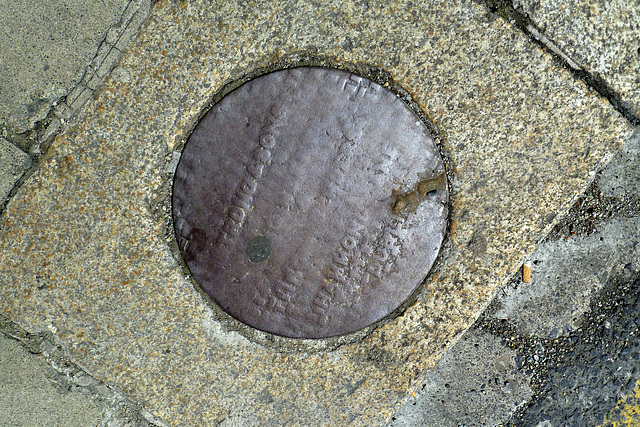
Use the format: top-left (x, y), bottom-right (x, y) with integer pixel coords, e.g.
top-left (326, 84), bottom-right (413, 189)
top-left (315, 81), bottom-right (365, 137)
top-left (600, 380), bottom-right (640, 426)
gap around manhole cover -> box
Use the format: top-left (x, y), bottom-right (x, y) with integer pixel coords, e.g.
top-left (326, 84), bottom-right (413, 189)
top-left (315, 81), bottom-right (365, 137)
top-left (172, 66), bottom-right (449, 339)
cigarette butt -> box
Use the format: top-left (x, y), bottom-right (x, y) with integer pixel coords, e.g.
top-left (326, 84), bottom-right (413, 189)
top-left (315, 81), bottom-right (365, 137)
top-left (522, 261), bottom-right (532, 283)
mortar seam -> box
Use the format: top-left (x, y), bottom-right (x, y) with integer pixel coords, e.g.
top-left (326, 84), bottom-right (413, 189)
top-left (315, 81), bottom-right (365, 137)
top-left (477, 0), bottom-right (640, 127)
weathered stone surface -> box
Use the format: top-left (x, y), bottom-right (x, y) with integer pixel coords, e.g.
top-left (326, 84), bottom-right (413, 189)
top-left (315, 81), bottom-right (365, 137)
top-left (494, 215), bottom-right (640, 338)
top-left (599, 127), bottom-right (640, 198)
top-left (0, 334), bottom-right (101, 427)
top-left (387, 330), bottom-right (533, 427)
top-left (0, 0), bottom-right (630, 425)
top-left (515, 0), bottom-right (640, 118)
top-left (494, 127), bottom-right (640, 339)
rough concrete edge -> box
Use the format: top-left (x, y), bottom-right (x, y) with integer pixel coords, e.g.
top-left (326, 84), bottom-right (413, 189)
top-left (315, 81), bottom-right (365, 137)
top-left (485, 128), bottom-right (640, 333)
top-left (466, 126), bottom-right (640, 424)
top-left (470, 269), bottom-right (640, 425)
top-left (0, 313), bottom-right (168, 427)
top-left (0, 0), bottom-right (152, 216)
top-left (477, 0), bottom-right (640, 127)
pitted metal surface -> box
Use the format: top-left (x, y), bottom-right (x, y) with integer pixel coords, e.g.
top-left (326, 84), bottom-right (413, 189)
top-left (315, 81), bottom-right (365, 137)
top-left (172, 67), bottom-right (449, 338)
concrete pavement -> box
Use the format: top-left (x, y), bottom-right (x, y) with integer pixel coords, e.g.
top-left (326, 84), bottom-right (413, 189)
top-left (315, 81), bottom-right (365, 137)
top-left (0, 0), bottom-right (638, 425)
top-left (0, 317), bottom-right (165, 426)
top-left (388, 128), bottom-right (640, 426)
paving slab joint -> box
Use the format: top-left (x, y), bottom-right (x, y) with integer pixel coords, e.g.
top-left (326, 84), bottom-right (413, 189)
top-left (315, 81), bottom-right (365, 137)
top-left (543, 178), bottom-right (640, 243)
top-left (0, 314), bottom-right (168, 427)
top-left (73, 0), bottom-right (151, 110)
top-left (478, 0), bottom-right (640, 127)
top-left (0, 0), bottom-right (152, 216)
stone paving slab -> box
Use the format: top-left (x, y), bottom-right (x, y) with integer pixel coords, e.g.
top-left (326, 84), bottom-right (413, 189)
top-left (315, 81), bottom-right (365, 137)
top-left (514, 0), bottom-right (640, 119)
top-left (0, 0), bottom-right (151, 168)
top-left (0, 0), bottom-right (631, 426)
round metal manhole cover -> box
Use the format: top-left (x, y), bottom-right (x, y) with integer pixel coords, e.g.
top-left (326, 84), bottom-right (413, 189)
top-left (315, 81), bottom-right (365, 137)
top-left (172, 67), bottom-right (449, 339)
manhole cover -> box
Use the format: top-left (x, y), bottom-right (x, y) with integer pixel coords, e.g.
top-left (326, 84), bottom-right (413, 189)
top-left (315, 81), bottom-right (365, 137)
top-left (172, 67), bottom-right (449, 339)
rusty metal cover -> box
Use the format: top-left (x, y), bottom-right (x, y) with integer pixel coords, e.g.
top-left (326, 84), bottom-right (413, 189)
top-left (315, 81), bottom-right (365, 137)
top-left (172, 67), bottom-right (448, 339)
